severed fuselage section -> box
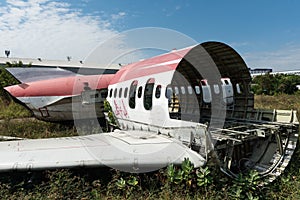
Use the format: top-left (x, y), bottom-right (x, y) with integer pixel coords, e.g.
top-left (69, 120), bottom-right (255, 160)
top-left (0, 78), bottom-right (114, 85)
top-left (167, 42), bottom-right (299, 182)
top-left (107, 41), bottom-right (299, 182)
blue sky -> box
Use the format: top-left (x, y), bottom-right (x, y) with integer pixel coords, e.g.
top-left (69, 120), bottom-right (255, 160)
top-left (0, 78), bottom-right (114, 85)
top-left (0, 0), bottom-right (299, 71)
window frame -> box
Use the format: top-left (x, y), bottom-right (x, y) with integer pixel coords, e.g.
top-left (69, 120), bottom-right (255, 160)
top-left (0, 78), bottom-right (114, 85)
top-left (128, 81), bottom-right (138, 109)
top-left (144, 78), bottom-right (155, 110)
top-left (155, 85), bottom-right (161, 98)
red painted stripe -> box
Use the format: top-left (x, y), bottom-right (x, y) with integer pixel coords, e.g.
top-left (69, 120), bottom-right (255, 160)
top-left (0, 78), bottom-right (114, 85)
top-left (130, 47), bottom-right (191, 68)
top-left (109, 47), bottom-right (192, 84)
top-left (110, 63), bottom-right (178, 84)
top-left (5, 74), bottom-right (114, 97)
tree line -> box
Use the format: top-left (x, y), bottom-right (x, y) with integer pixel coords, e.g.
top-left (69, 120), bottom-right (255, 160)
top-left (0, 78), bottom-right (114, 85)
top-left (251, 73), bottom-right (300, 95)
top-left (0, 61), bottom-right (26, 103)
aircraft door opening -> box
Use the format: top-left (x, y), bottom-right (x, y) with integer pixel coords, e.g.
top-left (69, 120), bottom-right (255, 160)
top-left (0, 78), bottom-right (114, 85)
top-left (221, 78), bottom-right (234, 105)
top-left (201, 79), bottom-right (212, 103)
top-left (166, 85), bottom-right (180, 119)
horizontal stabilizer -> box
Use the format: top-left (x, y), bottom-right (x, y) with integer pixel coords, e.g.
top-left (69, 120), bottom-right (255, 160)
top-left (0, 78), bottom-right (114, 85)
top-left (6, 67), bottom-right (77, 83)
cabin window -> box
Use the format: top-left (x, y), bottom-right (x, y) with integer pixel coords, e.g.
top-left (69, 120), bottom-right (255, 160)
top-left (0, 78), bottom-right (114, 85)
top-left (195, 86), bottom-right (201, 94)
top-left (138, 86), bottom-right (143, 98)
top-left (129, 81), bottom-right (138, 109)
top-left (144, 78), bottom-right (155, 110)
top-left (109, 89), bottom-right (113, 98)
top-left (114, 88), bottom-right (118, 98)
top-left (201, 80), bottom-right (212, 103)
top-left (174, 86), bottom-right (179, 95)
top-left (221, 79), bottom-right (234, 105)
top-left (213, 84), bottom-right (220, 94)
top-left (124, 87), bottom-right (128, 98)
top-left (119, 88), bottom-right (123, 98)
top-left (187, 86), bottom-right (193, 95)
top-left (166, 86), bottom-right (173, 100)
top-left (181, 86), bottom-right (186, 94)
top-left (155, 85), bottom-right (161, 98)
top-left (236, 83), bottom-right (242, 94)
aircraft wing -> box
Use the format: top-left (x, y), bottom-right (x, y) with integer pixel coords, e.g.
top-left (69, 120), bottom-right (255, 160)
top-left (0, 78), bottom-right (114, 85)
top-left (6, 67), bottom-right (77, 83)
top-left (0, 130), bottom-right (205, 172)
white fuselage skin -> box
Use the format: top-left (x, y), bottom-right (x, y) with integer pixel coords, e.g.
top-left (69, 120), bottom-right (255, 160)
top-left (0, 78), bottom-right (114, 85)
top-left (108, 70), bottom-right (195, 129)
top-left (107, 70), bottom-right (234, 130)
top-left (107, 68), bottom-right (210, 149)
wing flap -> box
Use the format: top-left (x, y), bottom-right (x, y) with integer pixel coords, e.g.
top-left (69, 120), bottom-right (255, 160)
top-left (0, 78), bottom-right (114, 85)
top-left (0, 131), bottom-right (205, 172)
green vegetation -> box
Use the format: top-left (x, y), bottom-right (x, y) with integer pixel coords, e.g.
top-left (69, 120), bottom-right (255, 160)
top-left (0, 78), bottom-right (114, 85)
top-left (0, 118), bottom-right (77, 139)
top-left (0, 98), bottom-right (31, 119)
top-left (252, 73), bottom-right (300, 95)
top-left (0, 151), bottom-right (298, 199)
top-left (0, 61), bottom-right (26, 102)
top-left (0, 61), bottom-right (22, 88)
top-left (0, 95), bottom-right (299, 199)
top-left (104, 100), bottom-right (118, 126)
top-left (1, 67), bottom-right (300, 199)
top-left (0, 61), bottom-right (32, 120)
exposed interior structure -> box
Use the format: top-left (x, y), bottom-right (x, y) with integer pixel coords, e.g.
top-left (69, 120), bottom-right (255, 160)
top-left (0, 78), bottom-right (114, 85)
top-left (167, 42), bottom-right (298, 181)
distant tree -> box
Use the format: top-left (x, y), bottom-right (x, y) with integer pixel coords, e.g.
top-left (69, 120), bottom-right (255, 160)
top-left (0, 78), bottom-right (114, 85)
top-left (0, 61), bottom-right (27, 103)
top-left (252, 73), bottom-right (277, 95)
top-left (277, 74), bottom-right (300, 94)
top-left (252, 73), bottom-right (300, 95)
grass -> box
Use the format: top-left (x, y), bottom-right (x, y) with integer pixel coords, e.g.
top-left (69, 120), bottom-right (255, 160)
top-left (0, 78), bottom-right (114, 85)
top-left (0, 94), bottom-right (299, 199)
top-left (0, 98), bottom-right (32, 120)
top-left (255, 94), bottom-right (300, 116)
top-left (0, 98), bottom-right (77, 139)
top-left (0, 118), bottom-right (77, 139)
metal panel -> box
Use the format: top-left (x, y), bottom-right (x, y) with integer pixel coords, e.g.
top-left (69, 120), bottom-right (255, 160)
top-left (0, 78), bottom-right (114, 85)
top-left (0, 131), bottom-right (205, 172)
top-left (6, 67), bottom-right (77, 83)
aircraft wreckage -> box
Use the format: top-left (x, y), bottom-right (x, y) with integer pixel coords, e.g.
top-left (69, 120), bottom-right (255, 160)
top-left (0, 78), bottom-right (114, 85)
top-left (2, 41), bottom-right (299, 183)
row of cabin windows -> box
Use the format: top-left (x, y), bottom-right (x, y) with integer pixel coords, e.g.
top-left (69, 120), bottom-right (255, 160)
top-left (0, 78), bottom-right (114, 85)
top-left (166, 85), bottom-right (199, 96)
top-left (165, 81), bottom-right (243, 104)
top-left (109, 78), bottom-right (161, 111)
top-left (109, 78), bottom-right (244, 110)
top-left (164, 84), bottom-right (242, 96)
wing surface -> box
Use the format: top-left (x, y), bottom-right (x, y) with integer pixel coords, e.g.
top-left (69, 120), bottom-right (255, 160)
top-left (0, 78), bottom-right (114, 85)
top-left (0, 130), bottom-right (205, 172)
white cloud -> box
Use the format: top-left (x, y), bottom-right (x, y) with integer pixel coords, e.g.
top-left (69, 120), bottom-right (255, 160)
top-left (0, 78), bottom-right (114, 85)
top-left (0, 0), bottom-right (118, 61)
top-left (163, 4), bottom-right (183, 17)
top-left (243, 44), bottom-right (300, 71)
top-left (84, 27), bottom-right (197, 67)
top-left (111, 12), bottom-right (126, 20)
top-left (0, 0), bottom-right (195, 69)
top-left (175, 5), bottom-right (181, 10)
